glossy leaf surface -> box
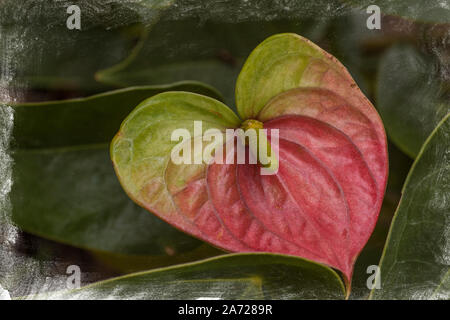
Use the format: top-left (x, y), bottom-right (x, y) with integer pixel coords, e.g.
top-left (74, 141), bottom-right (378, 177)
top-left (370, 113), bottom-right (450, 300)
top-left (349, 143), bottom-right (412, 299)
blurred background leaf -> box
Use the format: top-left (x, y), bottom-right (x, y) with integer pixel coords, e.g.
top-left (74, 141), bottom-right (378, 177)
top-left (95, 0), bottom-right (361, 107)
top-left (376, 44), bottom-right (449, 158)
top-left (11, 82), bottom-right (222, 149)
top-left (0, 0), bottom-right (172, 98)
top-left (8, 83), bottom-right (224, 277)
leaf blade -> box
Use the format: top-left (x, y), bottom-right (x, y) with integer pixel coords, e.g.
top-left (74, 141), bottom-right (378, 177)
top-left (12, 82), bottom-right (223, 149)
top-left (370, 113), bottom-right (450, 299)
top-left (376, 44), bottom-right (449, 158)
top-left (38, 253), bottom-right (346, 300)
top-left (9, 82), bottom-right (224, 269)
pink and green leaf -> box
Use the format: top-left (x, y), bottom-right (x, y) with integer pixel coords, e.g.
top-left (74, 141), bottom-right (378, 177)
top-left (111, 33), bottom-right (388, 288)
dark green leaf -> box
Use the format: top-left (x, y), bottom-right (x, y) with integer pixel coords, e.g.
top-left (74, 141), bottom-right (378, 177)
top-left (376, 44), bottom-right (449, 158)
top-left (8, 82), bottom-right (223, 270)
top-left (349, 144), bottom-right (413, 299)
top-left (96, 1), bottom-right (344, 105)
top-left (11, 82), bottom-right (222, 149)
top-left (370, 113), bottom-right (450, 300)
top-left (38, 253), bottom-right (346, 299)
top-left (0, 0), bottom-right (170, 92)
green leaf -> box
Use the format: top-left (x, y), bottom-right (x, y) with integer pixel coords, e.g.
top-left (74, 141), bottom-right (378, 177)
top-left (370, 113), bottom-right (450, 300)
top-left (37, 253), bottom-right (346, 299)
top-left (376, 44), bottom-right (449, 158)
top-left (11, 82), bottom-right (222, 149)
top-left (96, 1), bottom-right (341, 105)
top-left (8, 82), bottom-right (223, 269)
top-left (349, 143), bottom-right (413, 299)
top-left (235, 32), bottom-right (386, 138)
top-left (236, 33), bottom-right (323, 119)
top-left (0, 0), bottom-right (172, 92)
top-left (111, 91), bottom-right (240, 232)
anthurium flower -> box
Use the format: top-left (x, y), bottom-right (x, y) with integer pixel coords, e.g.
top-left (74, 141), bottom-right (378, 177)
top-left (111, 33), bottom-right (388, 287)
